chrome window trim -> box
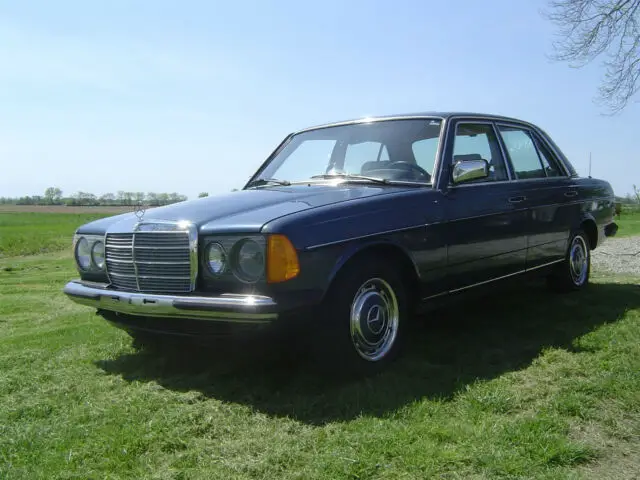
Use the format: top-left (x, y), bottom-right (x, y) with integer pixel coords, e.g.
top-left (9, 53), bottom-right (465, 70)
top-left (293, 115), bottom-right (446, 134)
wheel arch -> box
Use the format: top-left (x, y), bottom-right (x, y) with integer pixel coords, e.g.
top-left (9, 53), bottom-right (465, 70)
top-left (323, 240), bottom-right (421, 303)
top-left (578, 214), bottom-right (598, 250)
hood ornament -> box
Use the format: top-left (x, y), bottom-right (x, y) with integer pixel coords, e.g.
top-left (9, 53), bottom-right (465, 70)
top-left (134, 201), bottom-right (146, 221)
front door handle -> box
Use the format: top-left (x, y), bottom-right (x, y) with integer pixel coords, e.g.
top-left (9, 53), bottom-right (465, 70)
top-left (564, 190), bottom-right (578, 198)
top-left (508, 196), bottom-right (526, 204)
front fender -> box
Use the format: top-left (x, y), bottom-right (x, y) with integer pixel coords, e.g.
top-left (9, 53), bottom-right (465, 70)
top-left (325, 238), bottom-right (420, 293)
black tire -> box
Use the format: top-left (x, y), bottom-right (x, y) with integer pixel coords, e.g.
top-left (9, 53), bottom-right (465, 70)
top-left (309, 257), bottom-right (410, 376)
top-left (547, 228), bottom-right (591, 293)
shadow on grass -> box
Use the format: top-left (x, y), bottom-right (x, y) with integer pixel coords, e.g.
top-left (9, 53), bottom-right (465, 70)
top-left (96, 280), bottom-right (640, 425)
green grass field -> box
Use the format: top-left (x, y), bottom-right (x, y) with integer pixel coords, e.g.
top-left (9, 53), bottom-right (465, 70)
top-left (0, 212), bottom-right (115, 257)
top-left (617, 207), bottom-right (640, 237)
top-left (1, 212), bottom-right (639, 479)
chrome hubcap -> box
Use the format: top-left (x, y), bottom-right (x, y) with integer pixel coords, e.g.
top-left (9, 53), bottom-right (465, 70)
top-left (569, 236), bottom-right (589, 286)
top-left (349, 278), bottom-right (399, 362)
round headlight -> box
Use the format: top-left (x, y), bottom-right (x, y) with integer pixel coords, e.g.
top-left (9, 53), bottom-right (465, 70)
top-left (75, 237), bottom-right (91, 270)
top-left (206, 242), bottom-right (226, 274)
top-left (91, 241), bottom-right (105, 269)
top-left (232, 239), bottom-right (264, 283)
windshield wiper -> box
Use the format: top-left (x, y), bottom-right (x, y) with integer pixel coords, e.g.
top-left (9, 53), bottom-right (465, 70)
top-left (309, 173), bottom-right (391, 185)
top-left (246, 177), bottom-right (291, 188)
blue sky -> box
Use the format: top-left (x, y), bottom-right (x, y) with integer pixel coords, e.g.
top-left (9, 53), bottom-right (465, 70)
top-left (0, 0), bottom-right (638, 199)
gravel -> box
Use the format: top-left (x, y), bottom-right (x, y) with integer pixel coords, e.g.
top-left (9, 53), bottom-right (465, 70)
top-left (592, 236), bottom-right (640, 277)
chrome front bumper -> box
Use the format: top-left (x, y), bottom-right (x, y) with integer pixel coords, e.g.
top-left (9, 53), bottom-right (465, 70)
top-left (63, 280), bottom-right (278, 324)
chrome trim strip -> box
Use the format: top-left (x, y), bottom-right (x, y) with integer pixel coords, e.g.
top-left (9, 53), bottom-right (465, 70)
top-left (63, 280), bottom-right (277, 323)
top-left (449, 270), bottom-right (525, 293)
top-left (106, 258), bottom-right (190, 265)
top-left (427, 259), bottom-right (566, 298)
top-left (526, 259), bottom-right (565, 271)
top-left (304, 196), bottom-right (613, 250)
top-left (131, 229), bottom-right (141, 291)
top-left (421, 291), bottom-right (449, 301)
top-left (109, 245), bottom-right (191, 250)
top-left (107, 272), bottom-right (190, 280)
top-left (305, 224), bottom-right (426, 250)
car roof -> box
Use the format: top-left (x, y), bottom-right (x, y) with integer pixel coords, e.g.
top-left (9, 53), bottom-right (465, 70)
top-left (295, 112), bottom-right (537, 133)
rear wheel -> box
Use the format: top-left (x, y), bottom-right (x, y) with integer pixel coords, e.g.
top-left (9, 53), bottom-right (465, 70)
top-left (310, 258), bottom-right (409, 375)
top-left (547, 229), bottom-right (591, 292)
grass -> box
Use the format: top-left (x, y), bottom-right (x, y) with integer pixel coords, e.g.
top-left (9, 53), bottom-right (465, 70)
top-left (616, 207), bottom-right (640, 237)
top-left (0, 215), bottom-right (639, 478)
top-left (0, 212), bottom-right (115, 257)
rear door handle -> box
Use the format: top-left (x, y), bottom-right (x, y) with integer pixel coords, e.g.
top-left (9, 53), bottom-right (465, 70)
top-left (564, 191), bottom-right (578, 198)
top-left (508, 196), bottom-right (526, 204)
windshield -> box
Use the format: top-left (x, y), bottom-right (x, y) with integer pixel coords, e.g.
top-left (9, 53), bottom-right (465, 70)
top-left (251, 118), bottom-right (443, 186)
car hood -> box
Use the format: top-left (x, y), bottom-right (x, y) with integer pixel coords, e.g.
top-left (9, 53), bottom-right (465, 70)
top-left (77, 184), bottom-right (412, 235)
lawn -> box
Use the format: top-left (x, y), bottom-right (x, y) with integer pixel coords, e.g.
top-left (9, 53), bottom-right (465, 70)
top-left (0, 214), bottom-right (639, 479)
top-left (616, 206), bottom-right (640, 237)
top-left (0, 212), bottom-right (116, 257)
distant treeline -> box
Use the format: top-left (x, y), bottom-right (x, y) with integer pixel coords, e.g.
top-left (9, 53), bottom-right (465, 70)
top-left (0, 187), bottom-right (191, 207)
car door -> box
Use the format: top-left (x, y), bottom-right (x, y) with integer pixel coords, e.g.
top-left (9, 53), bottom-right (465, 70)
top-left (442, 120), bottom-right (528, 292)
top-left (495, 123), bottom-right (574, 269)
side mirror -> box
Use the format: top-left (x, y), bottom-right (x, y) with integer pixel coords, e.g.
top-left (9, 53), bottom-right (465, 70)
top-left (452, 159), bottom-right (489, 184)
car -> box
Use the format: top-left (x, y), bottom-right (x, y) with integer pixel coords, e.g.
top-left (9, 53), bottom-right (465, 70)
top-left (63, 112), bottom-right (619, 373)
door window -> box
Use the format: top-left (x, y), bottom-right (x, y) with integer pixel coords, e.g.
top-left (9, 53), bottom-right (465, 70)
top-left (498, 126), bottom-right (548, 180)
top-left (452, 123), bottom-right (508, 182)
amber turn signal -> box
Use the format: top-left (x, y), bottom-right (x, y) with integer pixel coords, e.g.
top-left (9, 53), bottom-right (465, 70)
top-left (266, 234), bottom-right (300, 283)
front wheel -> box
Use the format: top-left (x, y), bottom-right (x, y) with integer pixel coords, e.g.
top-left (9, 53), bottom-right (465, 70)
top-left (310, 258), bottom-right (409, 375)
top-left (547, 229), bottom-right (591, 292)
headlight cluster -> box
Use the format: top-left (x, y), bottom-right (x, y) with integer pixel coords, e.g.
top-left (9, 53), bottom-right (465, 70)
top-left (73, 235), bottom-right (106, 272)
top-left (204, 236), bottom-right (266, 283)
top-left (203, 234), bottom-right (299, 284)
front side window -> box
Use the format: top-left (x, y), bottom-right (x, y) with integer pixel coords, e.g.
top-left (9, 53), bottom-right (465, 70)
top-left (253, 119), bottom-right (443, 185)
top-left (452, 123), bottom-right (509, 182)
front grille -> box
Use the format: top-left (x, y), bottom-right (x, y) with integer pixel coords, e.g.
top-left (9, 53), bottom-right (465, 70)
top-left (105, 229), bottom-right (194, 293)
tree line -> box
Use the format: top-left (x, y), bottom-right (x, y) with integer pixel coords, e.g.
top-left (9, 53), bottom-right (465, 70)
top-left (0, 188), bottom-right (192, 206)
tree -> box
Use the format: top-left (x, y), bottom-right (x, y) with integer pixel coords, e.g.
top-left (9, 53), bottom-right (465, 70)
top-left (544, 0), bottom-right (640, 113)
top-left (198, 192), bottom-right (209, 198)
top-left (99, 193), bottom-right (116, 205)
top-left (44, 187), bottom-right (63, 204)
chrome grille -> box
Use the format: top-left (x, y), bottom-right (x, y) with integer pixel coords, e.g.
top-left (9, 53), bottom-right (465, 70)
top-left (105, 226), bottom-right (195, 293)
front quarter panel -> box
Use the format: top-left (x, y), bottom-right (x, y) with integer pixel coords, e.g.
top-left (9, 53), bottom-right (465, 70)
top-left (262, 188), bottom-right (448, 303)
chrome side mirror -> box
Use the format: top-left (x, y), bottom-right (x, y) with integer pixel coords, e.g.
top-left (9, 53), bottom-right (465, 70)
top-left (452, 159), bottom-right (489, 184)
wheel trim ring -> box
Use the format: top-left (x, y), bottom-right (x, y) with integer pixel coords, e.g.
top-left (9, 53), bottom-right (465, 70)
top-left (349, 277), bottom-right (399, 362)
top-left (569, 235), bottom-right (589, 286)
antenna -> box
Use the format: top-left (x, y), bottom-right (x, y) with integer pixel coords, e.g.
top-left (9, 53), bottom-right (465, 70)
top-left (588, 152), bottom-right (592, 178)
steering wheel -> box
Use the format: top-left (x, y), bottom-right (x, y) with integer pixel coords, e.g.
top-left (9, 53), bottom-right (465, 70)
top-left (388, 161), bottom-right (431, 181)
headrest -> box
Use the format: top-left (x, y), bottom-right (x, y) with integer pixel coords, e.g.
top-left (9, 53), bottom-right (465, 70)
top-left (453, 154), bottom-right (483, 163)
top-left (361, 160), bottom-right (392, 172)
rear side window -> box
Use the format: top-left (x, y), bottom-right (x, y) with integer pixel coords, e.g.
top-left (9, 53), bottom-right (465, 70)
top-left (498, 126), bottom-right (546, 180)
top-left (533, 136), bottom-right (564, 177)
